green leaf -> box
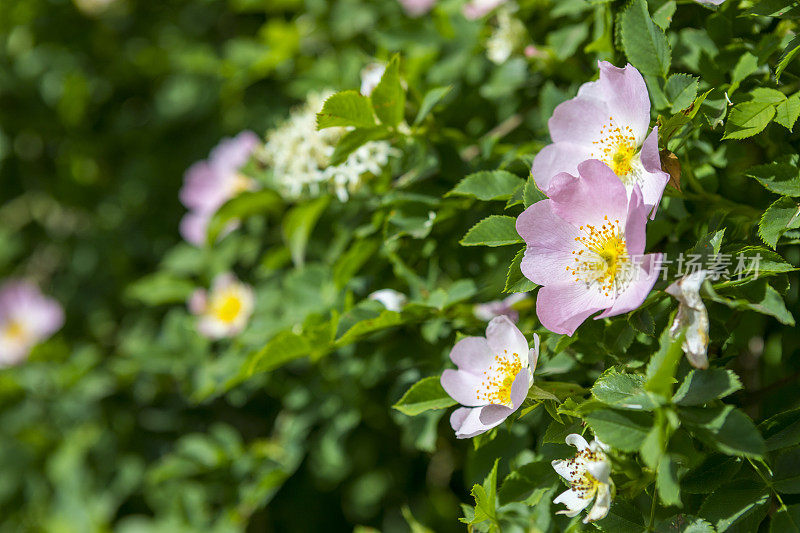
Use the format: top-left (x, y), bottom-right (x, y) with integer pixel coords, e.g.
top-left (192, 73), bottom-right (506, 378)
top-left (460, 215), bottom-right (523, 247)
top-left (332, 238), bottom-right (380, 289)
top-left (125, 273), bottom-right (195, 306)
top-left (759, 196), bottom-right (800, 248)
top-left (497, 461), bottom-right (557, 505)
top-left (682, 455), bottom-right (742, 494)
top-left (522, 175), bottom-right (547, 209)
top-left (759, 407), bottom-right (800, 451)
top-left (659, 90), bottom-right (711, 147)
top-left (749, 0), bottom-right (800, 18)
top-left (413, 86), bottom-right (451, 125)
top-left (282, 196), bottom-right (330, 267)
top-left (709, 282), bottom-right (795, 326)
top-left (371, 55), bottom-right (405, 127)
top-left (697, 482), bottom-right (770, 532)
top-left (335, 309), bottom-right (404, 347)
top-left (771, 505), bottom-right (800, 533)
top-left (722, 101), bottom-right (776, 140)
top-left (655, 515), bottom-right (715, 533)
top-left (504, 248), bottom-right (538, 293)
top-left (657, 454), bottom-right (682, 507)
top-left (447, 170), bottom-right (524, 201)
top-left (747, 156), bottom-right (800, 196)
top-left (392, 376), bottom-right (456, 416)
top-left (645, 323), bottom-right (684, 398)
top-left (316, 90), bottom-right (377, 129)
top-left (773, 448), bottom-right (800, 493)
top-left (665, 74), bottom-right (699, 114)
top-left (620, 0), bottom-right (671, 78)
top-left (777, 34), bottom-right (800, 81)
top-left (247, 330), bottom-right (313, 375)
top-left (775, 92), bottom-right (800, 131)
top-left (594, 501), bottom-right (646, 532)
top-left (465, 460), bottom-right (500, 528)
top-left (592, 368), bottom-right (658, 411)
top-left (730, 53), bottom-right (759, 92)
top-left (584, 409), bottom-right (653, 452)
top-left (330, 127), bottom-right (391, 166)
top-left (680, 405), bottom-right (766, 458)
top-left (652, 1), bottom-right (677, 30)
top-left (206, 190), bottom-right (282, 244)
top-left (672, 369), bottom-right (743, 406)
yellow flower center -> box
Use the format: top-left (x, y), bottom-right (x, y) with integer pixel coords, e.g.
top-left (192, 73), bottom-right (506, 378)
top-left (566, 448), bottom-right (606, 498)
top-left (231, 173), bottom-right (253, 195)
top-left (567, 216), bottom-right (629, 297)
top-left (591, 120), bottom-right (638, 178)
top-left (2, 320), bottom-right (27, 342)
top-left (211, 292), bottom-right (243, 324)
top-left (478, 349), bottom-right (523, 406)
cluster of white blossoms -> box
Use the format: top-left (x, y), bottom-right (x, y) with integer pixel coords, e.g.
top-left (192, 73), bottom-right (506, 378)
top-left (262, 92), bottom-right (397, 202)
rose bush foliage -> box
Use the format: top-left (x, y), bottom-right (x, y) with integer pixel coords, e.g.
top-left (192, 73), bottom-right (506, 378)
top-left (2, 0), bottom-right (800, 531)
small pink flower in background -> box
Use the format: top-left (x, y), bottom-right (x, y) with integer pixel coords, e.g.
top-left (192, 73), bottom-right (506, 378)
top-left (441, 316), bottom-right (539, 438)
top-left (532, 62), bottom-right (669, 217)
top-left (473, 293), bottom-right (528, 323)
top-left (463, 0), bottom-right (507, 19)
top-left (368, 289), bottom-right (407, 312)
top-left (179, 131), bottom-right (261, 246)
top-left (398, 0), bottom-right (436, 16)
top-left (188, 273), bottom-right (254, 339)
top-left (695, 0), bottom-right (725, 5)
top-left (0, 280), bottom-right (64, 366)
top-left (517, 160), bottom-right (661, 336)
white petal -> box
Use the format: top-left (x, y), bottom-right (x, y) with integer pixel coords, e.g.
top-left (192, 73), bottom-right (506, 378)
top-left (584, 483), bottom-right (612, 523)
top-left (485, 315), bottom-right (529, 367)
top-left (566, 433), bottom-right (590, 451)
top-left (552, 459), bottom-right (578, 482)
top-left (554, 488), bottom-right (593, 517)
top-left (586, 459), bottom-right (611, 485)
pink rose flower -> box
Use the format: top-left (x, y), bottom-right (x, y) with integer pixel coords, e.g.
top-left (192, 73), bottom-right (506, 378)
top-left (179, 131), bottom-right (260, 246)
top-left (517, 160), bottom-right (662, 336)
top-left (473, 293), bottom-right (528, 323)
top-left (0, 280), bottom-right (64, 366)
top-left (441, 316), bottom-right (539, 438)
top-left (532, 61), bottom-right (669, 218)
top-left (188, 273), bottom-right (255, 339)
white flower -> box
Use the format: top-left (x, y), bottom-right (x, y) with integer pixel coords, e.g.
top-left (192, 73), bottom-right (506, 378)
top-left (189, 274), bottom-right (254, 339)
top-left (486, 9), bottom-right (527, 64)
top-left (368, 289), bottom-right (407, 312)
top-left (263, 91), bottom-right (396, 201)
top-left (360, 63), bottom-right (386, 96)
top-left (552, 434), bottom-right (614, 524)
top-left (666, 270), bottom-right (709, 369)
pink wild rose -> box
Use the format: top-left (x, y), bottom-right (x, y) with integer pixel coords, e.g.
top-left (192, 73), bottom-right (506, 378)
top-left (532, 61), bottom-right (669, 217)
top-left (441, 316), bottom-right (539, 438)
top-left (179, 131), bottom-right (260, 246)
top-left (0, 280), bottom-right (64, 366)
top-left (188, 273), bottom-right (255, 339)
top-left (463, 0), bottom-right (507, 19)
top-left (516, 160), bottom-right (662, 336)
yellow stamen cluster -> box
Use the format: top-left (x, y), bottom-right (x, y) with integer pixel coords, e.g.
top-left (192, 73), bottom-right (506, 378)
top-left (477, 349), bottom-right (523, 405)
top-left (2, 320), bottom-right (27, 342)
top-left (210, 291), bottom-right (244, 324)
top-left (590, 119), bottom-right (638, 178)
top-left (566, 448), bottom-right (605, 498)
top-left (567, 216), bottom-right (629, 297)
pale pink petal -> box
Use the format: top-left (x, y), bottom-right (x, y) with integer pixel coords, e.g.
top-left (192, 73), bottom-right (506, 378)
top-left (529, 333), bottom-right (540, 369)
top-left (179, 212), bottom-right (209, 246)
top-left (517, 201), bottom-right (582, 286)
top-left (449, 336), bottom-right (493, 374)
top-left (398, 0), bottom-right (436, 16)
top-left (532, 142), bottom-right (592, 192)
top-left (209, 131), bottom-right (259, 172)
top-left (485, 316), bottom-right (528, 365)
top-left (547, 160), bottom-right (629, 229)
top-left (536, 282), bottom-right (612, 336)
top-left (441, 369), bottom-right (485, 407)
top-left (596, 253), bottom-right (661, 319)
top-left (623, 185), bottom-right (648, 257)
top-left (638, 127), bottom-right (669, 217)
top-left (592, 62), bottom-right (650, 143)
top-left (548, 97), bottom-right (610, 146)
top-left (188, 289), bottom-right (207, 315)
top-left (450, 406), bottom-right (504, 439)
top-left (463, 0), bottom-right (506, 19)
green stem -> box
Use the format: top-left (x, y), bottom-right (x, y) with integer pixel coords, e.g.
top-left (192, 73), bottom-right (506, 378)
top-left (648, 483), bottom-right (658, 531)
top-left (748, 458), bottom-right (787, 510)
